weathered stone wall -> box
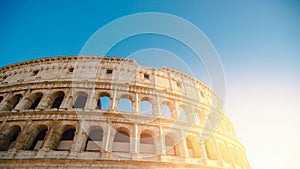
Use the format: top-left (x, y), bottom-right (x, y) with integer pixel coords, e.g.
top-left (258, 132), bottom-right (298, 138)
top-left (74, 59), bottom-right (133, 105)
top-left (0, 56), bottom-right (251, 169)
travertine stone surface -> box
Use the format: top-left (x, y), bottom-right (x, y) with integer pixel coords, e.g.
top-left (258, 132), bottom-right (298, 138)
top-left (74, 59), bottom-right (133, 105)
top-left (0, 56), bottom-right (251, 169)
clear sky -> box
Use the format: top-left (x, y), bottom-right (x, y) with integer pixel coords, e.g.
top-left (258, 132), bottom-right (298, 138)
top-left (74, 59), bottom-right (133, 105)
top-left (1, 1), bottom-right (300, 169)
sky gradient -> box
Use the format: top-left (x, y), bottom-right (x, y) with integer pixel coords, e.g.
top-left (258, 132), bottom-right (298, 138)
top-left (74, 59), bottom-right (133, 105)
top-left (1, 1), bottom-right (300, 169)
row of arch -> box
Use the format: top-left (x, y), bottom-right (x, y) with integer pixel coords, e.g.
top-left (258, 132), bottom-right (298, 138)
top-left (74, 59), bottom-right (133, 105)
top-left (0, 122), bottom-right (246, 166)
top-left (0, 91), bottom-right (65, 111)
top-left (0, 90), bottom-right (203, 123)
top-left (0, 124), bottom-right (195, 157)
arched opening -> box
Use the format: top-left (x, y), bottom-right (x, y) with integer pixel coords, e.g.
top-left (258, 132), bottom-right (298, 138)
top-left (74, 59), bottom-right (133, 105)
top-left (0, 96), bottom-right (3, 103)
top-left (140, 133), bottom-right (154, 154)
top-left (140, 100), bottom-right (152, 115)
top-left (219, 142), bottom-right (230, 163)
top-left (112, 130), bottom-right (130, 153)
top-left (97, 96), bottom-right (110, 110)
top-left (27, 93), bottom-right (43, 110)
top-left (179, 107), bottom-right (187, 121)
top-left (29, 128), bottom-right (48, 150)
top-left (205, 139), bottom-right (217, 160)
top-left (29, 96), bottom-right (42, 109)
top-left (51, 91), bottom-right (65, 108)
top-left (186, 138), bottom-right (195, 158)
top-left (0, 125), bottom-right (21, 151)
top-left (2, 75), bottom-right (7, 80)
top-left (2, 94), bottom-right (22, 111)
top-left (73, 93), bottom-right (87, 109)
top-left (161, 104), bottom-right (171, 118)
top-left (117, 98), bottom-right (132, 113)
top-left (32, 70), bottom-right (39, 76)
top-left (165, 135), bottom-right (177, 156)
top-left (68, 67), bottom-right (74, 73)
top-left (85, 128), bottom-right (103, 152)
top-left (56, 128), bottom-right (76, 151)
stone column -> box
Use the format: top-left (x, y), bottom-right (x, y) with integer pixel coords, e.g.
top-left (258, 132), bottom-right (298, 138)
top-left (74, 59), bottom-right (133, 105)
top-left (180, 130), bottom-right (189, 158)
top-left (14, 97), bottom-right (32, 110)
top-left (225, 142), bottom-right (236, 168)
top-left (14, 90), bottom-right (31, 110)
top-left (133, 123), bottom-right (139, 154)
top-left (212, 137), bottom-right (224, 167)
top-left (172, 100), bottom-right (179, 120)
top-left (154, 95), bottom-right (160, 116)
top-left (86, 89), bottom-right (97, 110)
top-left (200, 142), bottom-right (208, 165)
top-left (36, 89), bottom-right (52, 110)
top-left (130, 124), bottom-right (136, 154)
top-left (42, 97), bottom-right (54, 109)
top-left (153, 127), bottom-right (160, 155)
top-left (102, 122), bottom-right (114, 159)
top-left (134, 93), bottom-right (139, 114)
top-left (13, 120), bottom-right (32, 150)
top-left (41, 124), bottom-right (61, 151)
top-left (159, 126), bottom-right (166, 156)
top-left (36, 124), bottom-right (60, 157)
top-left (103, 123), bottom-right (112, 152)
top-left (111, 89), bottom-right (117, 111)
top-left (60, 89), bottom-right (72, 110)
top-left (70, 125), bottom-right (85, 156)
top-left (0, 92), bottom-right (11, 110)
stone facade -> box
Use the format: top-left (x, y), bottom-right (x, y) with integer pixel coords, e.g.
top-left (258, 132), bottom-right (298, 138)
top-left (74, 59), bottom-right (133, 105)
top-left (0, 56), bottom-right (251, 168)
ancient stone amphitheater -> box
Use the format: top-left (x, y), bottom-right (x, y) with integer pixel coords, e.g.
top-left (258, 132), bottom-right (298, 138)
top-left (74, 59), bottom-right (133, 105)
top-left (0, 56), bottom-right (250, 169)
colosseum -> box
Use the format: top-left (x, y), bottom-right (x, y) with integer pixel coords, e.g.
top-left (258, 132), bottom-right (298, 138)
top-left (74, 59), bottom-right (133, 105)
top-left (0, 56), bottom-right (250, 169)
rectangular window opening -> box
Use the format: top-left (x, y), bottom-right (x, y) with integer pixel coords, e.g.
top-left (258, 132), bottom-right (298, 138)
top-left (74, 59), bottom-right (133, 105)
top-left (144, 73), bottom-right (150, 80)
top-left (106, 69), bottom-right (113, 75)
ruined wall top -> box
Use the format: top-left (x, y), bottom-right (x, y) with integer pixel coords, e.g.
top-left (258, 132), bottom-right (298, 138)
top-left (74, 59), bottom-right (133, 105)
top-left (0, 56), bottom-right (221, 104)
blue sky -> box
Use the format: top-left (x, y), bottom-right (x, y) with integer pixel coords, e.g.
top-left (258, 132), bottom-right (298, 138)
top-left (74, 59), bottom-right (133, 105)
top-left (1, 1), bottom-right (300, 169)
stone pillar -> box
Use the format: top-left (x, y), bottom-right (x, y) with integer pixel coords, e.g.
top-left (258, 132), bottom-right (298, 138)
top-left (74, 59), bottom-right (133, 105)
top-left (180, 139), bottom-right (189, 158)
top-left (212, 137), bottom-right (224, 167)
top-left (41, 124), bottom-right (61, 151)
top-left (36, 89), bottom-right (52, 110)
top-left (60, 89), bottom-right (72, 109)
top-left (14, 97), bottom-right (32, 110)
top-left (107, 97), bottom-right (112, 110)
top-left (14, 90), bottom-right (31, 110)
top-left (130, 124), bottom-right (136, 154)
top-left (154, 95), bottom-right (160, 116)
top-left (159, 126), bottom-right (166, 156)
top-left (0, 92), bottom-right (11, 110)
top-left (172, 100), bottom-right (179, 120)
top-left (104, 123), bottom-right (112, 152)
top-left (225, 142), bottom-right (236, 168)
top-left (200, 142), bottom-right (208, 164)
top-left (36, 124), bottom-right (60, 157)
top-left (180, 130), bottom-right (188, 158)
top-left (111, 89), bottom-right (117, 111)
top-left (153, 127), bottom-right (160, 155)
top-left (134, 93), bottom-right (139, 114)
top-left (13, 120), bottom-right (32, 150)
top-left (42, 97), bottom-right (54, 109)
top-left (86, 89), bottom-right (97, 110)
top-left (103, 122), bottom-right (114, 159)
top-left (133, 123), bottom-right (139, 154)
top-left (70, 125), bottom-right (85, 156)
